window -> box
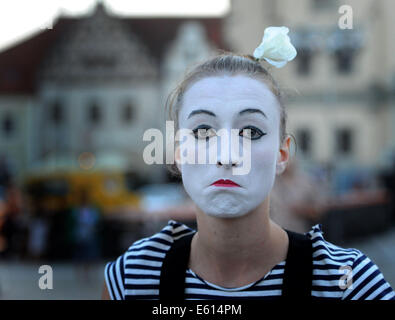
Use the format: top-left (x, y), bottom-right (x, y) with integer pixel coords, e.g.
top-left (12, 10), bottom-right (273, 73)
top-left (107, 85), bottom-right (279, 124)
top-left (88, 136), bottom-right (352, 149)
top-left (2, 113), bottom-right (14, 136)
top-left (336, 128), bottom-right (353, 155)
top-left (50, 101), bottom-right (63, 124)
top-left (328, 30), bottom-right (362, 74)
top-left (312, 0), bottom-right (337, 10)
top-left (334, 48), bottom-right (354, 74)
top-left (82, 54), bottom-right (116, 69)
top-left (297, 48), bottom-right (312, 76)
top-left (296, 128), bottom-right (312, 155)
top-left (88, 102), bottom-right (101, 125)
top-left (122, 103), bottom-right (134, 123)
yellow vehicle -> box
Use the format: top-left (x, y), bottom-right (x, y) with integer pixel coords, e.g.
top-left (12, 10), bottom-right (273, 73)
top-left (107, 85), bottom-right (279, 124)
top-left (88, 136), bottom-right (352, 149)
top-left (24, 169), bottom-right (142, 214)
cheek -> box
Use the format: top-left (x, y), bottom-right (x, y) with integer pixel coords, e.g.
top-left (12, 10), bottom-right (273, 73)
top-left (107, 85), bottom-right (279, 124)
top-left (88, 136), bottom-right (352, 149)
top-left (181, 163), bottom-right (199, 179)
top-left (251, 140), bottom-right (278, 171)
top-left (180, 164), bottom-right (213, 204)
top-left (255, 148), bottom-right (277, 163)
top-left (247, 140), bottom-right (279, 190)
top-left (180, 163), bottom-right (210, 189)
top-left (245, 145), bottom-right (278, 202)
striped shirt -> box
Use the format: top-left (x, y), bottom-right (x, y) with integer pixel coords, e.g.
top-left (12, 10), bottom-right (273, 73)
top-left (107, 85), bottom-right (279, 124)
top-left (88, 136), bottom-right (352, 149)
top-left (104, 220), bottom-right (395, 300)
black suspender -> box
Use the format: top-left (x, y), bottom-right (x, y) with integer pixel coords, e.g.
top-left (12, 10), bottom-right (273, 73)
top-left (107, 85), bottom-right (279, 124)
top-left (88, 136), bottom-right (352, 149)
top-left (159, 230), bottom-right (313, 301)
top-left (282, 229), bottom-right (313, 300)
top-left (159, 233), bottom-right (195, 301)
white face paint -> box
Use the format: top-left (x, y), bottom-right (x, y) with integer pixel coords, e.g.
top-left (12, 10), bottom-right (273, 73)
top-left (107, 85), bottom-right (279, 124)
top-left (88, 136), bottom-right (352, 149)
top-left (177, 75), bottom-right (282, 218)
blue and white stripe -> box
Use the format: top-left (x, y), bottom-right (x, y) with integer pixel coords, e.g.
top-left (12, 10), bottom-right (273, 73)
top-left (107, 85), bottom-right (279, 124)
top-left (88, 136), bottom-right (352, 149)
top-left (104, 221), bottom-right (395, 300)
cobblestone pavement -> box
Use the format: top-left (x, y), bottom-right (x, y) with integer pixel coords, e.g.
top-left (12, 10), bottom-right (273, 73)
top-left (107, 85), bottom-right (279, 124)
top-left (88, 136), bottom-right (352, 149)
top-left (0, 226), bottom-right (394, 300)
top-left (0, 261), bottom-right (107, 300)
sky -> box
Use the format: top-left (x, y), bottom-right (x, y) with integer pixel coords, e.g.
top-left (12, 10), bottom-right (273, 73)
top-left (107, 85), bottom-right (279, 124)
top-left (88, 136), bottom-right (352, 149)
top-left (0, 0), bottom-right (230, 51)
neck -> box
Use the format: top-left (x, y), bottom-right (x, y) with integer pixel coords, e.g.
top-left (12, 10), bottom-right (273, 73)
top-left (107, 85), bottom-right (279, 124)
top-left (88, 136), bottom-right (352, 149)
top-left (190, 198), bottom-right (289, 287)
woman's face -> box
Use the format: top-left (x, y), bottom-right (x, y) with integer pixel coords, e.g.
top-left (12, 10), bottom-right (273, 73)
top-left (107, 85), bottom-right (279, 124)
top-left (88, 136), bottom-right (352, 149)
top-left (176, 75), bottom-right (286, 218)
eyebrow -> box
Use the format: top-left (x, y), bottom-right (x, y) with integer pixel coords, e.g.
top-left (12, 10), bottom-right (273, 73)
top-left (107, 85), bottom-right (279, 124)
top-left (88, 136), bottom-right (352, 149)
top-left (187, 108), bottom-right (267, 119)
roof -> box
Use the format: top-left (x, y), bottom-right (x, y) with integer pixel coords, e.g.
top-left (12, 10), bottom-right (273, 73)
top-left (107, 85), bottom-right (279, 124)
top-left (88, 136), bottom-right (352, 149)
top-left (0, 6), bottom-right (226, 94)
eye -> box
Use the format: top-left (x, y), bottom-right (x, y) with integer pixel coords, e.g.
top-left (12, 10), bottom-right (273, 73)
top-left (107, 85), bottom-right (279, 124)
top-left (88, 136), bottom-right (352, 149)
top-left (192, 125), bottom-right (217, 140)
top-left (239, 126), bottom-right (266, 140)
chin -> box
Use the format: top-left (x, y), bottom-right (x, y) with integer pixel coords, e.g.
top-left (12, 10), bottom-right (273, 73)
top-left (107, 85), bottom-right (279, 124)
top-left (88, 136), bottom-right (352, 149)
top-left (203, 205), bottom-right (251, 219)
top-left (207, 212), bottom-right (250, 219)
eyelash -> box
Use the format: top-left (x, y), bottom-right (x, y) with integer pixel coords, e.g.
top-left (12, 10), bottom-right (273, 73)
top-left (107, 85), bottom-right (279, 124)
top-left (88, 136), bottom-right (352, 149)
top-left (240, 125), bottom-right (266, 140)
top-left (192, 125), bottom-right (216, 140)
top-left (192, 125), bottom-right (266, 140)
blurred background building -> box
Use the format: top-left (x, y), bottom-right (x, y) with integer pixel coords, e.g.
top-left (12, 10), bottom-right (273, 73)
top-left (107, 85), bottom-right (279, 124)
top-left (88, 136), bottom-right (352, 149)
top-left (226, 0), bottom-right (395, 192)
top-left (0, 0), bottom-right (394, 194)
top-left (223, 0), bottom-right (395, 242)
top-left (0, 2), bottom-right (222, 183)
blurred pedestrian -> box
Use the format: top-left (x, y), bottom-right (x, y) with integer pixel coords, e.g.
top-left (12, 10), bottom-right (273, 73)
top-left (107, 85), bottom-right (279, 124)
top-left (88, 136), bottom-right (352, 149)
top-left (28, 216), bottom-right (49, 260)
top-left (27, 200), bottom-right (49, 261)
top-left (0, 180), bottom-right (23, 258)
top-left (0, 186), bottom-right (7, 257)
top-left (0, 156), bottom-right (11, 187)
top-left (72, 190), bottom-right (101, 282)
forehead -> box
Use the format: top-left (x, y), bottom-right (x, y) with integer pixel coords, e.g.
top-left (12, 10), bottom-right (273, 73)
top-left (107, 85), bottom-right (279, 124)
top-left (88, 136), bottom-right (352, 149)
top-left (180, 75), bottom-right (280, 121)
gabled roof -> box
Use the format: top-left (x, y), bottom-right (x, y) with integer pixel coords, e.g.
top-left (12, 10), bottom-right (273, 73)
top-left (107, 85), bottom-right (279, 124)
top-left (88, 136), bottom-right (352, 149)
top-left (0, 6), bottom-right (226, 94)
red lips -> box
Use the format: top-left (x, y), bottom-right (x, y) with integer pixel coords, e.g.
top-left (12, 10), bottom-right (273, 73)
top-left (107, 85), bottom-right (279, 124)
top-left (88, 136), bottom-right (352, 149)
top-left (211, 179), bottom-right (240, 187)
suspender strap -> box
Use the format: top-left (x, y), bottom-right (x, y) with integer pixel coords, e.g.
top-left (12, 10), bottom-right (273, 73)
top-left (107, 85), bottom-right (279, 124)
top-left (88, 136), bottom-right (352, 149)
top-left (159, 230), bottom-right (313, 300)
top-left (282, 229), bottom-right (313, 300)
top-left (159, 232), bottom-right (195, 301)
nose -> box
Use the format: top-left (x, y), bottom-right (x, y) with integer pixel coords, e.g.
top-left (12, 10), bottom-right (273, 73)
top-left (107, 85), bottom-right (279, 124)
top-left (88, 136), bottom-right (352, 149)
top-left (215, 130), bottom-right (242, 169)
top-left (216, 160), bottom-right (238, 169)
top-left (217, 144), bottom-right (240, 168)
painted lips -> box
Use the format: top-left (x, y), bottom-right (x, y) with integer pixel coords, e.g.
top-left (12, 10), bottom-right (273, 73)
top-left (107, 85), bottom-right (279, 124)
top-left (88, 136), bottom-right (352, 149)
top-left (211, 179), bottom-right (241, 187)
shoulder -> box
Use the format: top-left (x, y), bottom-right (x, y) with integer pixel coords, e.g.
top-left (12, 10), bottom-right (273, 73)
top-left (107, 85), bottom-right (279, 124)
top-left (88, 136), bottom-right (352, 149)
top-left (308, 224), bottom-right (361, 267)
top-left (307, 224), bottom-right (395, 300)
top-left (104, 220), bottom-right (195, 300)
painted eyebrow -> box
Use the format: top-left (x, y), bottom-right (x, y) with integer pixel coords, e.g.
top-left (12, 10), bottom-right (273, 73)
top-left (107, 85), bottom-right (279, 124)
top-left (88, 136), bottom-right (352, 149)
top-left (187, 108), bottom-right (267, 119)
top-left (187, 109), bottom-right (216, 119)
top-left (239, 108), bottom-right (267, 119)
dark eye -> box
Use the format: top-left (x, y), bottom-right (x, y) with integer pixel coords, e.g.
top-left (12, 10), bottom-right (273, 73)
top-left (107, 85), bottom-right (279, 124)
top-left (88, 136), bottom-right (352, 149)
top-left (239, 126), bottom-right (266, 140)
top-left (192, 125), bottom-right (216, 140)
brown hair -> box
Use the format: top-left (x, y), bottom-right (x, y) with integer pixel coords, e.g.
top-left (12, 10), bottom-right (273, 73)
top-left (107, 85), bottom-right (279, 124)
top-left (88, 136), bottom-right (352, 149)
top-left (165, 51), bottom-right (288, 178)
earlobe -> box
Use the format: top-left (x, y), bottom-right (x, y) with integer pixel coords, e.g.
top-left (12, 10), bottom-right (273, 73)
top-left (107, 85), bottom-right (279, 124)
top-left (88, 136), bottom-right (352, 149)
top-left (276, 149), bottom-right (287, 175)
top-left (276, 162), bottom-right (286, 175)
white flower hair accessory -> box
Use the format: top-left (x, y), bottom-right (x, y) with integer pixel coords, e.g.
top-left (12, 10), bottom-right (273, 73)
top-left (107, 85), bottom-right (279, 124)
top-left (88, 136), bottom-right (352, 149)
top-left (253, 26), bottom-right (297, 68)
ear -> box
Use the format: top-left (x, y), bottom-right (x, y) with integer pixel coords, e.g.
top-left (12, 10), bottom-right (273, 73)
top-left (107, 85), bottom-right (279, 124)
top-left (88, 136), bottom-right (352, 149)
top-left (276, 135), bottom-right (291, 175)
